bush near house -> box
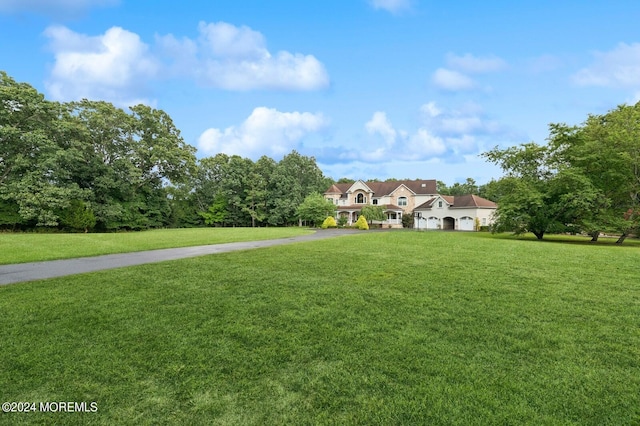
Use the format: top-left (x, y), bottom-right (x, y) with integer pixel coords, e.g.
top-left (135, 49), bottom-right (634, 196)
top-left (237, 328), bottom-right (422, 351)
top-left (337, 216), bottom-right (348, 228)
top-left (401, 213), bottom-right (413, 228)
top-left (355, 215), bottom-right (369, 230)
top-left (321, 216), bottom-right (337, 229)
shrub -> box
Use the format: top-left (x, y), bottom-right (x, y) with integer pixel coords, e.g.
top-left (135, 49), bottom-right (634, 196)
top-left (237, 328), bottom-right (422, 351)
top-left (321, 216), bottom-right (337, 229)
top-left (355, 215), bottom-right (369, 230)
top-left (401, 213), bottom-right (413, 228)
top-left (59, 200), bottom-right (96, 233)
top-left (337, 216), bottom-right (348, 228)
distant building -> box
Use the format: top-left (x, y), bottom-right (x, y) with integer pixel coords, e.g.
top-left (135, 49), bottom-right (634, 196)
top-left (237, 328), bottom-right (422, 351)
top-left (324, 179), bottom-right (496, 230)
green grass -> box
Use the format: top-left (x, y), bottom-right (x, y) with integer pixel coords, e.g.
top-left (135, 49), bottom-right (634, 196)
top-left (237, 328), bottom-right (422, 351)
top-left (0, 227), bottom-right (312, 265)
top-left (0, 232), bottom-right (638, 425)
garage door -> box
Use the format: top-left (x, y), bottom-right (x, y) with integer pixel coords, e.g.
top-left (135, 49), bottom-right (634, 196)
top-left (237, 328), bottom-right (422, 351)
top-left (427, 217), bottom-right (439, 229)
top-left (459, 216), bottom-right (474, 231)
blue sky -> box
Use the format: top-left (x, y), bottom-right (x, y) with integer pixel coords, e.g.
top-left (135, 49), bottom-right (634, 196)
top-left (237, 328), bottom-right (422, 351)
top-left (2, 0), bottom-right (640, 184)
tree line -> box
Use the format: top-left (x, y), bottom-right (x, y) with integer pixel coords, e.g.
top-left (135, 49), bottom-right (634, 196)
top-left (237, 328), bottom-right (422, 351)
top-left (482, 102), bottom-right (640, 243)
top-left (0, 71), bottom-right (332, 231)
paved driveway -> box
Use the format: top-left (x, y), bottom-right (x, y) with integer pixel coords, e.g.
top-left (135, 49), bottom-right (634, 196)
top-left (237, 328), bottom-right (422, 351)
top-left (0, 229), bottom-right (363, 286)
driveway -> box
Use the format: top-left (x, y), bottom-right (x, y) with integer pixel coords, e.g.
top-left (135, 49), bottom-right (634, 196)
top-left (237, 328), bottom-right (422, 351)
top-left (0, 229), bottom-right (363, 286)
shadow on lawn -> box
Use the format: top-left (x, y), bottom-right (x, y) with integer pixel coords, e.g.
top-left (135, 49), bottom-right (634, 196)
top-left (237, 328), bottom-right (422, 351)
top-left (474, 232), bottom-right (640, 248)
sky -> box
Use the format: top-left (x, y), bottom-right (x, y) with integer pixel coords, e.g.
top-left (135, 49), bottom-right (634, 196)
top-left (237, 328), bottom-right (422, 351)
top-left (1, 0), bottom-right (640, 185)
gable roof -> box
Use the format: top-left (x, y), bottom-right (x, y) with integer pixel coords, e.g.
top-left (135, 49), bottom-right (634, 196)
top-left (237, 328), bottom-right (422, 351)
top-left (325, 184), bottom-right (343, 194)
top-left (415, 194), bottom-right (496, 210)
top-left (325, 180), bottom-right (437, 197)
top-left (451, 194), bottom-right (497, 208)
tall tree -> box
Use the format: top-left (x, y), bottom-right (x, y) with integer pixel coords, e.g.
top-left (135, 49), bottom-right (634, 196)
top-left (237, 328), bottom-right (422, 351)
top-left (0, 72), bottom-right (85, 226)
top-left (244, 156), bottom-right (276, 227)
top-left (482, 143), bottom-right (604, 240)
top-left (548, 103), bottom-right (640, 243)
top-left (269, 151), bottom-right (330, 225)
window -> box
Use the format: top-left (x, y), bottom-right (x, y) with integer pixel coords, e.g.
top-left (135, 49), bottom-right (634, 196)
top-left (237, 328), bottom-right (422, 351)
top-left (372, 199), bottom-right (378, 205)
top-left (326, 198), bottom-right (334, 204)
top-left (438, 201), bottom-right (443, 208)
top-left (398, 196), bottom-right (407, 206)
top-left (356, 193), bottom-right (365, 204)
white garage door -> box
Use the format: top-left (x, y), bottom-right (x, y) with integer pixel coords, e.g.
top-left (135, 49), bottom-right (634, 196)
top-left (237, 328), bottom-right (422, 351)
top-left (460, 216), bottom-right (474, 231)
top-left (427, 217), bottom-right (439, 229)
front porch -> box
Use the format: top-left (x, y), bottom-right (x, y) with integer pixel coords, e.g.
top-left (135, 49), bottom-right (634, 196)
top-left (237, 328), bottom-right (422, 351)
top-left (336, 207), bottom-right (404, 228)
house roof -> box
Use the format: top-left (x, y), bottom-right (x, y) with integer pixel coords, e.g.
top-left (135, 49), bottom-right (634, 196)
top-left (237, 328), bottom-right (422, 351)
top-left (325, 184), bottom-right (343, 194)
top-left (325, 179), bottom-right (437, 197)
top-left (451, 194), bottom-right (497, 208)
top-left (414, 194), bottom-right (496, 210)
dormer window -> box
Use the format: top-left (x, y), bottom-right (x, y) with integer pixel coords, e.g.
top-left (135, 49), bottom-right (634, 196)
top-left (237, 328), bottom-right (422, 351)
top-left (438, 201), bottom-right (443, 208)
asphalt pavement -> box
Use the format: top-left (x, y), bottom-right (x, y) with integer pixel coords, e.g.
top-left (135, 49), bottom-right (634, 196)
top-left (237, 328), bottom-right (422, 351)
top-left (0, 229), bottom-right (363, 286)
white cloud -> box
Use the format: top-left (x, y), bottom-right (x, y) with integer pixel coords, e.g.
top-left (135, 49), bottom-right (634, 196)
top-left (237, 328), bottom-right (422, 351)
top-left (369, 0), bottom-right (413, 14)
top-left (43, 21), bottom-right (328, 105)
top-left (356, 107), bottom-right (484, 162)
top-left (0, 0), bottom-right (117, 16)
top-left (431, 68), bottom-right (476, 91)
top-left (197, 107), bottom-right (329, 159)
top-left (160, 21), bottom-right (330, 91)
top-left (365, 112), bottom-right (397, 146)
top-left (421, 101), bottom-right (500, 136)
top-left (44, 25), bottom-right (158, 107)
top-left (431, 53), bottom-right (506, 92)
top-left (405, 129), bottom-right (447, 158)
top-left (445, 53), bottom-right (507, 73)
top-left (197, 21), bottom-right (266, 59)
top-left (572, 43), bottom-right (640, 89)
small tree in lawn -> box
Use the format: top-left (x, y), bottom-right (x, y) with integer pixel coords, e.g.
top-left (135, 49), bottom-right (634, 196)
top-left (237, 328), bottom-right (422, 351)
top-left (355, 215), bottom-right (369, 230)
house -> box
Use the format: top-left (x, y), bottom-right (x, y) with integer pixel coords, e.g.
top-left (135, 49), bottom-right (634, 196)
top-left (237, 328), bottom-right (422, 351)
top-left (324, 179), bottom-right (497, 230)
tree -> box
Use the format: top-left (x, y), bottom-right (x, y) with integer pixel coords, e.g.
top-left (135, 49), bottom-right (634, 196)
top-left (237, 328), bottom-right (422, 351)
top-left (336, 177), bottom-right (355, 184)
top-left (0, 72), bottom-right (86, 226)
top-left (199, 194), bottom-right (229, 227)
top-left (447, 178), bottom-right (479, 196)
top-left (402, 212), bottom-right (414, 228)
top-left (59, 200), bottom-right (96, 232)
top-left (548, 103), bottom-right (640, 243)
top-left (244, 156), bottom-right (276, 227)
top-left (296, 193), bottom-right (336, 227)
top-left (482, 143), bottom-right (605, 240)
top-left (360, 205), bottom-right (386, 225)
top-left (269, 151), bottom-right (330, 226)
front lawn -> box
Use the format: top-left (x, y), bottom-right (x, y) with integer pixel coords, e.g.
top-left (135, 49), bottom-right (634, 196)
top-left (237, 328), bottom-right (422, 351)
top-left (0, 227), bottom-right (313, 265)
top-left (0, 232), bottom-right (638, 424)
